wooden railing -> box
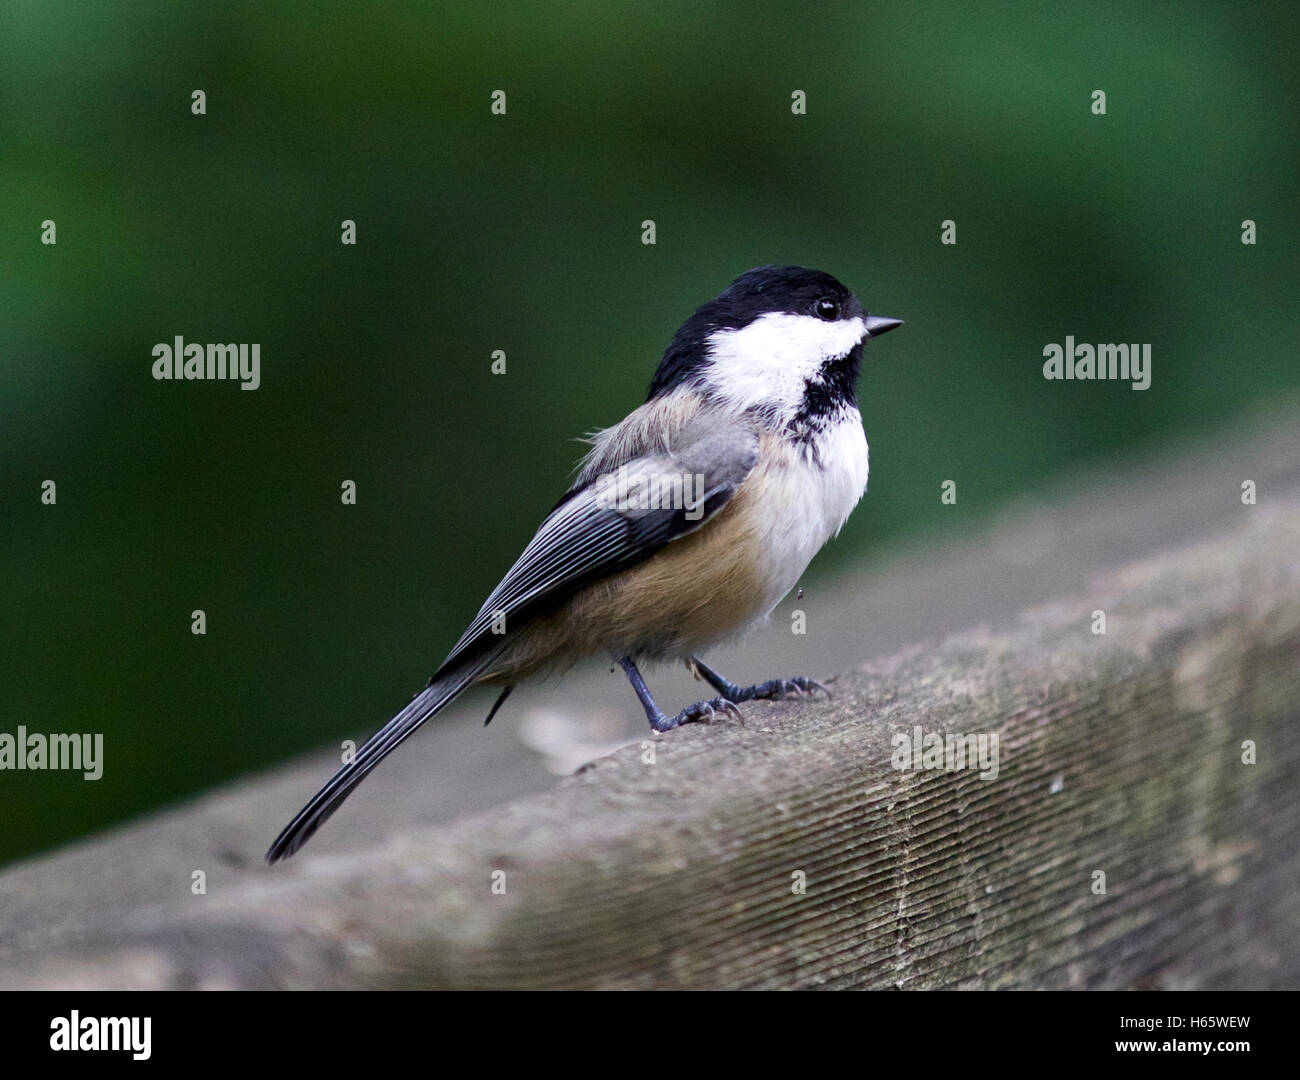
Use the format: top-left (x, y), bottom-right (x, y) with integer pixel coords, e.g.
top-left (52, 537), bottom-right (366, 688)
top-left (2, 408), bottom-right (1298, 989)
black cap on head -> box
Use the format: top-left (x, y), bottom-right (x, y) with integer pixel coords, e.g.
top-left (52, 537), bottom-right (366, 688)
top-left (649, 266), bottom-right (864, 400)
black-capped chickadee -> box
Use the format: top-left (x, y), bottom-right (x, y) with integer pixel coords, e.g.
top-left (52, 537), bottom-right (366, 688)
top-left (268, 265), bottom-right (901, 861)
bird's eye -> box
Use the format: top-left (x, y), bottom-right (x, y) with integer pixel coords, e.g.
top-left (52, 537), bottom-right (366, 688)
top-left (814, 297), bottom-right (839, 321)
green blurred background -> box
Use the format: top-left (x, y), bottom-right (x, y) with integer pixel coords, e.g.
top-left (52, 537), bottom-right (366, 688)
top-left (3, 1), bottom-right (1297, 866)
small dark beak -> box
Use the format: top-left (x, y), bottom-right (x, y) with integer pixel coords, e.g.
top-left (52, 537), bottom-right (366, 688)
top-left (865, 314), bottom-right (903, 338)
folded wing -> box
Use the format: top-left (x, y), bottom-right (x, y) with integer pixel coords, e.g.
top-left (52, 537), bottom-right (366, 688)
top-left (437, 415), bottom-right (759, 674)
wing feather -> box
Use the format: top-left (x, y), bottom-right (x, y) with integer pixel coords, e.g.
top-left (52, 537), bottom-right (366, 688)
top-left (436, 415), bottom-right (757, 673)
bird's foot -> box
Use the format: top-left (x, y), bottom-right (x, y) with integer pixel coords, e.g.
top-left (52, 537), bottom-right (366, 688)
top-left (720, 676), bottom-right (831, 703)
top-left (650, 696), bottom-right (742, 733)
top-left (687, 657), bottom-right (832, 705)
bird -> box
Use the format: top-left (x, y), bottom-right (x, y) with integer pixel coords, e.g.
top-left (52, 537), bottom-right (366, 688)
top-left (267, 265), bottom-right (901, 862)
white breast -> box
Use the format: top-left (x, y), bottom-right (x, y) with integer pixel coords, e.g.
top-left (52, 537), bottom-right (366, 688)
top-left (747, 411), bottom-right (869, 618)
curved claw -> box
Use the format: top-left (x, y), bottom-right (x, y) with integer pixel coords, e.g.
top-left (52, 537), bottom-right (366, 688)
top-left (802, 678), bottom-right (832, 699)
top-left (778, 677), bottom-right (829, 699)
top-left (671, 696), bottom-right (743, 728)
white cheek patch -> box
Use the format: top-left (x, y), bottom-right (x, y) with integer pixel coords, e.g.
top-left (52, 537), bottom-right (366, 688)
top-left (704, 312), bottom-right (866, 416)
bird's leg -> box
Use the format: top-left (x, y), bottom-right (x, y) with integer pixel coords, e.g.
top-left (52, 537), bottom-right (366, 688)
top-left (689, 656), bottom-right (830, 703)
top-left (619, 656), bottom-right (741, 733)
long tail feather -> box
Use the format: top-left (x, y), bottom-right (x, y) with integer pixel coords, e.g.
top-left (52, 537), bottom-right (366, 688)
top-left (266, 655), bottom-right (496, 862)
